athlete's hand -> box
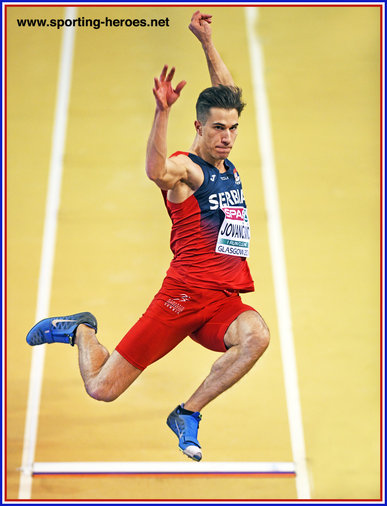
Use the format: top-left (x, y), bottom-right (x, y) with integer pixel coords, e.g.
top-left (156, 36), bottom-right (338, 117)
top-left (153, 65), bottom-right (186, 111)
top-left (189, 10), bottom-right (212, 45)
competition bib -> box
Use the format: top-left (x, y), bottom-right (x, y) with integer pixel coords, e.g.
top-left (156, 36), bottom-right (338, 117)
top-left (215, 206), bottom-right (250, 258)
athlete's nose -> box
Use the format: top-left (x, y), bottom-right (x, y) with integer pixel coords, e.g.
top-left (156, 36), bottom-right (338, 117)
top-left (221, 129), bottom-right (231, 144)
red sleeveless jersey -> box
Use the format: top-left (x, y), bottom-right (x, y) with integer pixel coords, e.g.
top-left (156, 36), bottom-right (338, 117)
top-left (162, 152), bottom-right (254, 293)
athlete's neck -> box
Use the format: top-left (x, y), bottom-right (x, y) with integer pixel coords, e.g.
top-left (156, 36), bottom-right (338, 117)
top-left (190, 139), bottom-right (227, 172)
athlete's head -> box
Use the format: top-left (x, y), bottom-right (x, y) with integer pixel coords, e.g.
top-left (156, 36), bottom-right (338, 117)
top-left (194, 85), bottom-right (246, 161)
top-left (195, 85), bottom-right (245, 124)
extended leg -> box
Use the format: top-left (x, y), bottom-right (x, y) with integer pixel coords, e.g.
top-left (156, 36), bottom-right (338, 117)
top-left (184, 310), bottom-right (270, 412)
top-left (166, 310), bottom-right (270, 461)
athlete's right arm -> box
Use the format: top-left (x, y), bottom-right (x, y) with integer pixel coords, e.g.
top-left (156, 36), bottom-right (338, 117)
top-left (146, 65), bottom-right (188, 190)
top-left (189, 10), bottom-right (234, 87)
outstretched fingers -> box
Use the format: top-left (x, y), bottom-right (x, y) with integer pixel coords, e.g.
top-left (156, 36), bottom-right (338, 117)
top-left (166, 66), bottom-right (176, 81)
top-left (152, 65), bottom-right (186, 109)
top-left (157, 64), bottom-right (176, 82)
top-left (174, 80), bottom-right (187, 95)
top-left (159, 64), bottom-right (168, 81)
top-left (154, 65), bottom-right (184, 91)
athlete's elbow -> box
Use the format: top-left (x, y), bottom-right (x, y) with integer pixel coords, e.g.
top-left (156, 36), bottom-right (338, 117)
top-left (146, 171), bottom-right (162, 183)
top-left (152, 177), bottom-right (175, 191)
top-left (146, 163), bottom-right (165, 182)
top-left (146, 170), bottom-right (174, 190)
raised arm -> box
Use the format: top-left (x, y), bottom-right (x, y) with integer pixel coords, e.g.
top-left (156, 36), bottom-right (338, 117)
top-left (145, 65), bottom-right (187, 189)
top-left (189, 10), bottom-right (234, 87)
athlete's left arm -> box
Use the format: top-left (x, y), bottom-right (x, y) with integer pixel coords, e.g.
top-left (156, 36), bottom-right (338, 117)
top-left (189, 10), bottom-right (234, 87)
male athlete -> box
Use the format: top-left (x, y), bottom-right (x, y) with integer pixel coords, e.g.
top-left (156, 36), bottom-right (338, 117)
top-left (26, 11), bottom-right (270, 462)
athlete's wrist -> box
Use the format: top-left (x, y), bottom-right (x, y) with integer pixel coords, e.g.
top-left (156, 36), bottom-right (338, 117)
top-left (155, 105), bottom-right (172, 115)
top-left (201, 39), bottom-right (214, 52)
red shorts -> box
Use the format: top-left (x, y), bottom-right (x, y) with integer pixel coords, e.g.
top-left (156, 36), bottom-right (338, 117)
top-left (115, 276), bottom-right (256, 370)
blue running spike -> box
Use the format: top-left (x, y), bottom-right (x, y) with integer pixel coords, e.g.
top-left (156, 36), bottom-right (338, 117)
top-left (26, 312), bottom-right (97, 347)
top-left (166, 404), bottom-right (202, 461)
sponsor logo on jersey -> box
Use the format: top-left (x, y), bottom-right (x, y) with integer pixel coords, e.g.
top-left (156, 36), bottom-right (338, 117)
top-left (223, 207), bottom-right (246, 221)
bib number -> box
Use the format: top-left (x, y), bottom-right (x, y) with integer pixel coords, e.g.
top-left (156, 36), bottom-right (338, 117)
top-left (215, 206), bottom-right (250, 258)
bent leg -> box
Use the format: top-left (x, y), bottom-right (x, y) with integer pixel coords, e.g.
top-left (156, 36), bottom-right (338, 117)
top-left (184, 310), bottom-right (270, 412)
top-left (75, 324), bottom-right (142, 402)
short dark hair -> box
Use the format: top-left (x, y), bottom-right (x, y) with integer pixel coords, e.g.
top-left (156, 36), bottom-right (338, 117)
top-left (195, 85), bottom-right (246, 123)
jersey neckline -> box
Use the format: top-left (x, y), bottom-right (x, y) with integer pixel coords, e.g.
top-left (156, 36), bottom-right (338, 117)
top-left (188, 152), bottom-right (233, 174)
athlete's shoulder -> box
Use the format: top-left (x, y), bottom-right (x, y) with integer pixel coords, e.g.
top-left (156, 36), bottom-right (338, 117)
top-left (169, 151), bottom-right (190, 159)
top-left (168, 151), bottom-right (199, 170)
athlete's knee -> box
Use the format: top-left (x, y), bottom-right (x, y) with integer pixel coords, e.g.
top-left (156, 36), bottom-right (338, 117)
top-left (241, 318), bottom-right (270, 361)
top-left (85, 378), bottom-right (121, 403)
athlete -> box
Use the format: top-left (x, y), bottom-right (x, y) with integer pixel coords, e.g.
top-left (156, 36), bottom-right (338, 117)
top-left (26, 11), bottom-right (270, 462)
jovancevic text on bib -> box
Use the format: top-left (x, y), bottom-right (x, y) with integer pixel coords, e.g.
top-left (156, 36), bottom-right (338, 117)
top-left (162, 152), bottom-right (254, 293)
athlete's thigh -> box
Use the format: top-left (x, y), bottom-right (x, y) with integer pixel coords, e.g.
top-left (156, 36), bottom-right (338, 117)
top-left (190, 293), bottom-right (256, 352)
top-left (116, 278), bottom-right (206, 370)
top-left (224, 309), bottom-right (269, 349)
top-left (116, 312), bottom-right (191, 371)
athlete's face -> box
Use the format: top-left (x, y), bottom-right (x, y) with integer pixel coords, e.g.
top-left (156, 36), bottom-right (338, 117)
top-left (195, 108), bottom-right (239, 161)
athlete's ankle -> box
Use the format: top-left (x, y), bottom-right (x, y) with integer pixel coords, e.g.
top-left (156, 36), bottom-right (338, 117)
top-left (182, 403), bottom-right (200, 414)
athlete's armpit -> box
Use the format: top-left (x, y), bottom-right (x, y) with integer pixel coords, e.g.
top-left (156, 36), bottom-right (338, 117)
top-left (149, 156), bottom-right (187, 190)
top-left (153, 154), bottom-right (203, 192)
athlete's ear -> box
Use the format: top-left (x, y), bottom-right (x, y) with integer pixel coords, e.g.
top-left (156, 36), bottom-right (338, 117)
top-left (194, 120), bottom-right (203, 136)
